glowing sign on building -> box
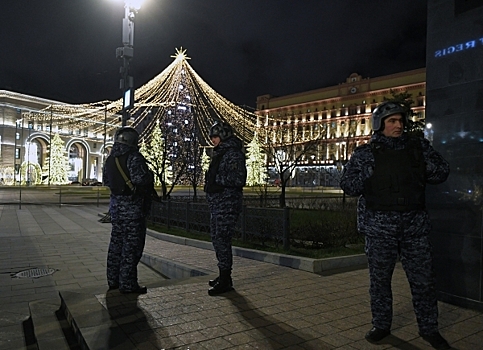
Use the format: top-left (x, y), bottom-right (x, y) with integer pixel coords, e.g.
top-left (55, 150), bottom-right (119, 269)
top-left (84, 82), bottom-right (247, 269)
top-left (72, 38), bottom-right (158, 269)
top-left (434, 37), bottom-right (483, 57)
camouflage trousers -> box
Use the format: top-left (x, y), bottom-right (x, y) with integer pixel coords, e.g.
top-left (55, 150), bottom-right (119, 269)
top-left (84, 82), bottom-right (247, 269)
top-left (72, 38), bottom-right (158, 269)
top-left (210, 211), bottom-right (240, 271)
top-left (365, 234), bottom-right (439, 334)
top-left (107, 218), bottom-right (147, 290)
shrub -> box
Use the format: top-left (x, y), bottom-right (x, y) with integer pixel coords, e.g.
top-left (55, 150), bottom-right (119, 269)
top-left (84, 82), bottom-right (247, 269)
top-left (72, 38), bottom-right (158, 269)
top-left (290, 208), bottom-right (361, 248)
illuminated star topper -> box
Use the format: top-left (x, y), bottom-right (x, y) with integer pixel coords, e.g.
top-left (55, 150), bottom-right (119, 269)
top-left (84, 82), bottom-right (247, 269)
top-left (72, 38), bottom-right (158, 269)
top-left (171, 47), bottom-right (191, 61)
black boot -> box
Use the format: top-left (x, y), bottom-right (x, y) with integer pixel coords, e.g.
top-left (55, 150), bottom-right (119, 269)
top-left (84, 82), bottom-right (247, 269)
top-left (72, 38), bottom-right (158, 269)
top-left (209, 268), bottom-right (233, 287)
top-left (208, 269), bottom-right (234, 296)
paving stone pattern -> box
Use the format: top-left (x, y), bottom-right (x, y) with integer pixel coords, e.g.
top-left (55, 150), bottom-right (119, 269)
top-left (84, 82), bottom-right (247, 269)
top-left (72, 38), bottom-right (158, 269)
top-left (0, 203), bottom-right (482, 349)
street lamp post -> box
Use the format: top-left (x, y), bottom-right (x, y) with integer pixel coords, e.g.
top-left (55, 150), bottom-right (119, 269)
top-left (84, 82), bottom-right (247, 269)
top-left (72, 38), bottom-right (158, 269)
top-left (115, 1), bottom-right (144, 126)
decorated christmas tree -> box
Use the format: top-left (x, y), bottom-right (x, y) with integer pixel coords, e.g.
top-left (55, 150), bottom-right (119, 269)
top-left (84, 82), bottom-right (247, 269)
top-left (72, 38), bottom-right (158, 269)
top-left (43, 133), bottom-right (70, 185)
top-left (140, 120), bottom-right (173, 198)
top-left (131, 49), bottom-right (257, 194)
top-left (246, 132), bottom-right (267, 186)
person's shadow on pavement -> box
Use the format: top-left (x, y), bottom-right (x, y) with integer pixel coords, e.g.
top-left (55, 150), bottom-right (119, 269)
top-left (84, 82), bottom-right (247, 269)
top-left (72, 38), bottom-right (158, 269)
top-left (104, 290), bottom-right (167, 349)
top-left (226, 291), bottom-right (331, 350)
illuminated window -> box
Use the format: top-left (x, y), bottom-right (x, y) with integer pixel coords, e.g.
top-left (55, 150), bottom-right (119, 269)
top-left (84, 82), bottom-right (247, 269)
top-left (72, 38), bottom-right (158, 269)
top-left (16, 132), bottom-right (20, 140)
top-left (15, 148), bottom-right (20, 159)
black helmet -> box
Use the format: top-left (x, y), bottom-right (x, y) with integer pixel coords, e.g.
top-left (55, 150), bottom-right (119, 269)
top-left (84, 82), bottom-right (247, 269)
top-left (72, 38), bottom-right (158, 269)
top-left (114, 127), bottom-right (139, 147)
top-left (371, 101), bottom-right (408, 131)
top-left (209, 121), bottom-right (233, 141)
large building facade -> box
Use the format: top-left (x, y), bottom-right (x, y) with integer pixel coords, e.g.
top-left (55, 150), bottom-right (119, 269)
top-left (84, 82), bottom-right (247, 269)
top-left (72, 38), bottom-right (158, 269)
top-left (0, 91), bottom-right (117, 185)
top-left (255, 68), bottom-right (426, 186)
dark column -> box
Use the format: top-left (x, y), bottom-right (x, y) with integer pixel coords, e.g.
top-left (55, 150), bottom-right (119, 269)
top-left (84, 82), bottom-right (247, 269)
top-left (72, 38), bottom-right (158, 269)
top-left (426, 0), bottom-right (483, 311)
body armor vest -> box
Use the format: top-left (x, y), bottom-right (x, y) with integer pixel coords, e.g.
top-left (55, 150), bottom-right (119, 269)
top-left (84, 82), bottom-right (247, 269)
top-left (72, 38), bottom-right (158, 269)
top-left (204, 149), bottom-right (226, 193)
top-left (105, 153), bottom-right (133, 195)
top-left (364, 138), bottom-right (426, 211)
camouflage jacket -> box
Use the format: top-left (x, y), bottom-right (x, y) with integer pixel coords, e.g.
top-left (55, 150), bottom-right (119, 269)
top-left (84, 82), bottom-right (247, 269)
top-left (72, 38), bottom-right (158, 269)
top-left (340, 132), bottom-right (450, 238)
top-left (205, 135), bottom-right (246, 212)
top-left (103, 143), bottom-right (153, 221)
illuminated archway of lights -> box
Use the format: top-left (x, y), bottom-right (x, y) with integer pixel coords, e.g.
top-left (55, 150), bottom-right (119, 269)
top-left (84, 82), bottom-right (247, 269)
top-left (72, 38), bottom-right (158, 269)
top-left (31, 48), bottom-right (259, 146)
top-left (131, 48), bottom-right (258, 145)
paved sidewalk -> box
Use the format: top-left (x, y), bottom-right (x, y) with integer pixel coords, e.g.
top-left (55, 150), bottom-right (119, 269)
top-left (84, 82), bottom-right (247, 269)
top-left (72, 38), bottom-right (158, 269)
top-left (1, 203), bottom-right (482, 349)
top-left (0, 204), bottom-right (162, 350)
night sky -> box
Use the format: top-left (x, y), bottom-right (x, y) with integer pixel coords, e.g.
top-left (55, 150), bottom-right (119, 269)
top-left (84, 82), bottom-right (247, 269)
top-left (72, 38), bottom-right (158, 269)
top-left (0, 0), bottom-right (427, 108)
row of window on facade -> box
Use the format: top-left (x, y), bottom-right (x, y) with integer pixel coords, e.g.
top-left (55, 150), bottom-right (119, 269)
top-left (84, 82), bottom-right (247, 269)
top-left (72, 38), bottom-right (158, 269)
top-left (261, 111), bottom-right (424, 132)
top-left (263, 97), bottom-right (425, 121)
top-left (15, 121), bottom-right (113, 140)
top-left (261, 119), bottom-right (373, 143)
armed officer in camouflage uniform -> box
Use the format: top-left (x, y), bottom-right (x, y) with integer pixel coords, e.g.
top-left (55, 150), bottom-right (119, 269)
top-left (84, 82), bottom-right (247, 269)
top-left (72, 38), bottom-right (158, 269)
top-left (340, 101), bottom-right (450, 349)
top-left (103, 127), bottom-right (153, 294)
top-left (204, 121), bottom-right (246, 296)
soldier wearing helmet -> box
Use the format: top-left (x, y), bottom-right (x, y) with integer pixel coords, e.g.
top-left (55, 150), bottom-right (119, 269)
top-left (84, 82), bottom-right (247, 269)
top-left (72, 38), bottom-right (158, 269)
top-left (340, 101), bottom-right (451, 349)
top-left (103, 126), bottom-right (154, 294)
top-left (204, 121), bottom-right (246, 295)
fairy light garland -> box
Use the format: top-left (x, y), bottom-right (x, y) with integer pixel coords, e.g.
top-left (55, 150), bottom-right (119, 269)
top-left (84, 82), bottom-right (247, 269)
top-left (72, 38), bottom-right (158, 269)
top-left (22, 48), bottom-right (261, 146)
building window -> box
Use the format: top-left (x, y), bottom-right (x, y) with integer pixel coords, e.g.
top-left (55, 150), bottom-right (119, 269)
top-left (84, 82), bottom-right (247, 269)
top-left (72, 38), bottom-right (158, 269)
top-left (15, 148), bottom-right (21, 159)
top-left (28, 121), bottom-right (33, 129)
top-left (15, 132), bottom-right (20, 140)
top-left (93, 143), bottom-right (97, 149)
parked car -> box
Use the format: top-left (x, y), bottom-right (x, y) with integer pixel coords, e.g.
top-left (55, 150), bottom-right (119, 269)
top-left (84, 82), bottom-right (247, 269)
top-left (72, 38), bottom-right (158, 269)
top-left (81, 178), bottom-right (103, 186)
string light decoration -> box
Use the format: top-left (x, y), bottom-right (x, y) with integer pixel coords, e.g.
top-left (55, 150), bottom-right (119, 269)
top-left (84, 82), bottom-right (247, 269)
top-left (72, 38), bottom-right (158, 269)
top-left (30, 48), bottom-right (260, 148)
top-left (129, 48), bottom-right (265, 188)
top-left (14, 48), bottom-right (272, 188)
top-left (17, 48), bottom-right (335, 190)
top-left (130, 48), bottom-right (258, 146)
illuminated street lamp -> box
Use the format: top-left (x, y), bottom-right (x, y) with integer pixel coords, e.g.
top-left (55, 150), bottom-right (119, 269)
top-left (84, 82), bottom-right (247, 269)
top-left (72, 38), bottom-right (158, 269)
top-left (115, 0), bottom-right (145, 126)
